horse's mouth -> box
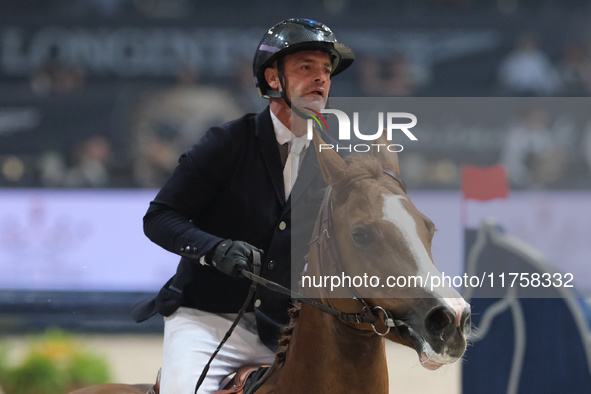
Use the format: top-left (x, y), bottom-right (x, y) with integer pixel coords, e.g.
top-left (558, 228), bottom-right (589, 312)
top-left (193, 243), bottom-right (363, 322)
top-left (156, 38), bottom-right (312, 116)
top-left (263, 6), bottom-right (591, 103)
top-left (394, 320), bottom-right (449, 371)
top-left (419, 353), bottom-right (444, 370)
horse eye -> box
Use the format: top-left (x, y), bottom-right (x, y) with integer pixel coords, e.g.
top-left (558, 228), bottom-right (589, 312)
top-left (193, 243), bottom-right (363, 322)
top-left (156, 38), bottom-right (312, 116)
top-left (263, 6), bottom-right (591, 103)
top-left (352, 227), bottom-right (374, 246)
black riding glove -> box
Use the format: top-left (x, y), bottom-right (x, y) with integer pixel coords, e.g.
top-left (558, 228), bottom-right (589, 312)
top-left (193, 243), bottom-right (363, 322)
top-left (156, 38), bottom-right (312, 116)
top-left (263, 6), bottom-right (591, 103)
top-left (206, 239), bottom-right (263, 278)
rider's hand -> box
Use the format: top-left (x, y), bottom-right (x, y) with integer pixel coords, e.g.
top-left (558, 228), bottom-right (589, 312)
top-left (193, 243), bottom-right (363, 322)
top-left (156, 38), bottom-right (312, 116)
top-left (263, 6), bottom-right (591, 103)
top-left (206, 240), bottom-right (263, 278)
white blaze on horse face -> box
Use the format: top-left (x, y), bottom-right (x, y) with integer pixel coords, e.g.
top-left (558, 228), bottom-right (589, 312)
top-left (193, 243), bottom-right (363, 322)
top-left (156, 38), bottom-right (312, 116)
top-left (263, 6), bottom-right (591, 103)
top-left (382, 195), bottom-right (440, 282)
top-left (382, 195), bottom-right (467, 323)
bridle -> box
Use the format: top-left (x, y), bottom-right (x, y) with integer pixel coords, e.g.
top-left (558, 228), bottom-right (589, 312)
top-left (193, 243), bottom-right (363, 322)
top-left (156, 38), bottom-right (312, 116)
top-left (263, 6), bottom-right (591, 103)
top-left (244, 167), bottom-right (408, 336)
top-left (301, 167), bottom-right (407, 335)
top-left (195, 167), bottom-right (407, 393)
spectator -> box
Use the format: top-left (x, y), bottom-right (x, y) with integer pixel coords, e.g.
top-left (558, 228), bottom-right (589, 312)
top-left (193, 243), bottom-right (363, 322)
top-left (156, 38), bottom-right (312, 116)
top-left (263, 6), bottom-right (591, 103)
top-left (500, 106), bottom-right (566, 188)
top-left (383, 52), bottom-right (419, 96)
top-left (357, 52), bottom-right (423, 97)
top-left (557, 42), bottom-right (591, 96)
top-left (64, 135), bottom-right (112, 187)
top-left (498, 33), bottom-right (561, 96)
top-left (232, 55), bottom-right (268, 114)
top-left (30, 61), bottom-right (86, 96)
top-left (129, 64), bottom-right (244, 187)
top-left (357, 55), bottom-right (383, 96)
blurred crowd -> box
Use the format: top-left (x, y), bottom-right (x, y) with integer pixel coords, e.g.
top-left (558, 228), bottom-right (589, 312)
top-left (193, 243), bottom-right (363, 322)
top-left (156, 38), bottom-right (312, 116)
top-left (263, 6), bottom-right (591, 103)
top-left (1, 0), bottom-right (591, 190)
top-left (497, 32), bottom-right (591, 97)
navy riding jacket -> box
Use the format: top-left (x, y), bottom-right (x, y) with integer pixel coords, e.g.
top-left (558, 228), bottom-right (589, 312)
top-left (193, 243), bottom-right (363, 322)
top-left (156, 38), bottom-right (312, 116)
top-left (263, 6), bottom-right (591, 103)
top-left (132, 106), bottom-right (330, 350)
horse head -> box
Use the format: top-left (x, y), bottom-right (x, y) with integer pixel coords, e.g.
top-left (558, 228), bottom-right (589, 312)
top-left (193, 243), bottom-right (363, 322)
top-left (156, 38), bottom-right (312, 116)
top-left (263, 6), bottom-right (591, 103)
top-left (307, 131), bottom-right (471, 370)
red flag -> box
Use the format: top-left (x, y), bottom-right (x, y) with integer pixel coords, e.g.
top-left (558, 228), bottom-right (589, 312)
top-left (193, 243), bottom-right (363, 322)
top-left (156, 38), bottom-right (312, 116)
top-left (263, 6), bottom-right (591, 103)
top-left (462, 165), bottom-right (509, 201)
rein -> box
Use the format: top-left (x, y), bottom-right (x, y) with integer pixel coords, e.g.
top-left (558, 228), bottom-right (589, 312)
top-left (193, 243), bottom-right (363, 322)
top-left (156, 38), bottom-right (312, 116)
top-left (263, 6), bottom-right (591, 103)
top-left (303, 167), bottom-right (407, 333)
top-left (241, 270), bottom-right (379, 326)
top-left (194, 252), bottom-right (262, 393)
top-left (194, 168), bottom-right (405, 392)
top-left (245, 167), bottom-right (407, 336)
top-left (244, 168), bottom-right (407, 336)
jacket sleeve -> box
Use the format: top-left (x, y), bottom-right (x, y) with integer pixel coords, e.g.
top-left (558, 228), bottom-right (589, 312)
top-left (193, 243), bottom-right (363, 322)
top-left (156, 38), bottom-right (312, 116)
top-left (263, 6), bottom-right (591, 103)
top-left (143, 126), bottom-right (235, 260)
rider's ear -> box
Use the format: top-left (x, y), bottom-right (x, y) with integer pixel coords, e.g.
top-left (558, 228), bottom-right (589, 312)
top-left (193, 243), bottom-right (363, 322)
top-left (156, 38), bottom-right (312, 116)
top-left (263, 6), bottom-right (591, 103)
top-left (265, 65), bottom-right (280, 91)
top-left (373, 131), bottom-right (400, 175)
top-left (313, 131), bottom-right (347, 187)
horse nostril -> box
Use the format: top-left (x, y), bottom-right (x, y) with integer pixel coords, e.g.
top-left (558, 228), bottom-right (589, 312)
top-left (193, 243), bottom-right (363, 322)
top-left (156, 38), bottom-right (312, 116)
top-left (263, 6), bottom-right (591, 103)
top-left (462, 311), bottom-right (472, 335)
top-left (426, 307), bottom-right (453, 337)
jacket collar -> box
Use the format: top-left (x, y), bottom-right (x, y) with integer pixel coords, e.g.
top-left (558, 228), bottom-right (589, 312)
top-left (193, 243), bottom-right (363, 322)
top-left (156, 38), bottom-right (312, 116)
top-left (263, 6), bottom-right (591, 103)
top-left (256, 107), bottom-right (286, 204)
top-left (255, 107), bottom-right (321, 209)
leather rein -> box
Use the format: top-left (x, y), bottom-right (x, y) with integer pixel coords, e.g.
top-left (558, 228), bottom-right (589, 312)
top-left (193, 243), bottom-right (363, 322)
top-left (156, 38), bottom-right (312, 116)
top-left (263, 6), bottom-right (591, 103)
top-left (194, 168), bottom-right (406, 393)
top-left (245, 167), bottom-right (407, 336)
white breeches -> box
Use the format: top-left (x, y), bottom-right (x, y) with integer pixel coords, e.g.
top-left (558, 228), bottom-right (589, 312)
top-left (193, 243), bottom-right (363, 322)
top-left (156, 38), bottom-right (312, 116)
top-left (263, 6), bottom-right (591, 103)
top-left (160, 307), bottom-right (275, 394)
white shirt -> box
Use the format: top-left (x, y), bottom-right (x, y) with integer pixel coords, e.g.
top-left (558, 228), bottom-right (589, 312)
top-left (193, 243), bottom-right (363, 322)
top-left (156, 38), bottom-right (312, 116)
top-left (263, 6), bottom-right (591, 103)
top-left (270, 110), bottom-right (310, 151)
top-left (270, 110), bottom-right (310, 199)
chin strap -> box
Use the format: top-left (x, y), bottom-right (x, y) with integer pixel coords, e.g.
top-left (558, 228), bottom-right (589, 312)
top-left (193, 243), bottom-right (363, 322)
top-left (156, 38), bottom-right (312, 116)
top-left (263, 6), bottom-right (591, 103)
top-left (268, 58), bottom-right (315, 120)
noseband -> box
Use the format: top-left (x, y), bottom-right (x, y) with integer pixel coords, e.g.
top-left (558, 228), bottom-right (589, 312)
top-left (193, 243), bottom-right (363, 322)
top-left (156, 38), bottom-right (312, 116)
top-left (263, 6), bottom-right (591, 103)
top-left (242, 168), bottom-right (406, 336)
top-left (196, 168), bottom-right (406, 392)
top-left (304, 167), bottom-right (407, 336)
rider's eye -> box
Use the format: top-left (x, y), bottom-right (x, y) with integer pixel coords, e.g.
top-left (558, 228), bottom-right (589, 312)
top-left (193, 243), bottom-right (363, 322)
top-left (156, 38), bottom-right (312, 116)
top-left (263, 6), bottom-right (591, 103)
top-left (352, 227), bottom-right (374, 247)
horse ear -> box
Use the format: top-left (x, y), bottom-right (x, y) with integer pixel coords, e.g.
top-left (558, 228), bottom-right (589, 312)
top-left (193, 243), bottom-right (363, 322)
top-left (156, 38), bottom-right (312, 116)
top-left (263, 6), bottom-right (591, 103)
top-left (373, 131), bottom-right (400, 175)
top-left (313, 130), bottom-right (348, 187)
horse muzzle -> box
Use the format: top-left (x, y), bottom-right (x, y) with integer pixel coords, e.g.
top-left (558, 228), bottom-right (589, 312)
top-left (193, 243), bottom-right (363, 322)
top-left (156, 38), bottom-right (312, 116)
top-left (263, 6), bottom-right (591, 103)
top-left (387, 300), bottom-right (472, 370)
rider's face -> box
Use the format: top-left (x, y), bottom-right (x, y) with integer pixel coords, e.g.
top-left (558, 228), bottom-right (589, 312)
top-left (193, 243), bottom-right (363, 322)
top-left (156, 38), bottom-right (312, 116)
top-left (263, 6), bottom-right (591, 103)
top-left (266, 50), bottom-right (332, 110)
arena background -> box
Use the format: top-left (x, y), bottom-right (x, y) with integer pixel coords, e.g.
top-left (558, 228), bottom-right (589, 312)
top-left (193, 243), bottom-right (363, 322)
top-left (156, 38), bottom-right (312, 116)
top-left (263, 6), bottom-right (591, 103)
top-left (1, 0), bottom-right (590, 392)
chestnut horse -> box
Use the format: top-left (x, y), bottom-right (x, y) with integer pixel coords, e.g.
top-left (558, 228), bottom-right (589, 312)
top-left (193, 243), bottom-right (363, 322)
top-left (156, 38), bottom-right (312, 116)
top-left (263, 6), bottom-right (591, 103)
top-left (71, 133), bottom-right (471, 394)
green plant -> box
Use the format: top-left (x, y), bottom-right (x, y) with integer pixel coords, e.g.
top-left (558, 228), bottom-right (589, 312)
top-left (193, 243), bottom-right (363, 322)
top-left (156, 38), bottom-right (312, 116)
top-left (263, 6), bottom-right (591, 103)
top-left (0, 329), bottom-right (112, 394)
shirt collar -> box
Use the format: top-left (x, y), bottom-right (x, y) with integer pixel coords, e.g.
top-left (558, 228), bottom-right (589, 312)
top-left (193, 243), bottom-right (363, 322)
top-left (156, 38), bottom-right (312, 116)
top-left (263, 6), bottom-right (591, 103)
top-left (270, 110), bottom-right (310, 149)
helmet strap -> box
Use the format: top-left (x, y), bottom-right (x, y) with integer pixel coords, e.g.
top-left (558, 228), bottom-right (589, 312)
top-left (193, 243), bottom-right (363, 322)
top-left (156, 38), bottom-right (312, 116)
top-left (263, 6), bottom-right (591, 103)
top-left (274, 57), bottom-right (311, 120)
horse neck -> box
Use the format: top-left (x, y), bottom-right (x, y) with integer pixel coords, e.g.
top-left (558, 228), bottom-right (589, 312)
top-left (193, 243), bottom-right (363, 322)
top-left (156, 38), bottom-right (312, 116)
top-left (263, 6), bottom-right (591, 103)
top-left (259, 195), bottom-right (388, 393)
top-left (270, 302), bottom-right (389, 394)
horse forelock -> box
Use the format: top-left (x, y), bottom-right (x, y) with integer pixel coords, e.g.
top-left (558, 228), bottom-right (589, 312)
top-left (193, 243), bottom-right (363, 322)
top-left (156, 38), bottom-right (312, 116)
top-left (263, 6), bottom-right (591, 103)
top-left (332, 154), bottom-right (402, 202)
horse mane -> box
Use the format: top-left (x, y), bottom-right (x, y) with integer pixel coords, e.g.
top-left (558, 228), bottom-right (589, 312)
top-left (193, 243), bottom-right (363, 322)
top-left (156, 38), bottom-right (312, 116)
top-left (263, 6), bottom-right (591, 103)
top-left (274, 302), bottom-right (301, 366)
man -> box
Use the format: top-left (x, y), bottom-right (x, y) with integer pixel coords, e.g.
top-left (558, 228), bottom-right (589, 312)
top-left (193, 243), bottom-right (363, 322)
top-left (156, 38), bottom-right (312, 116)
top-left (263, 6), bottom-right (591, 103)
top-left (132, 18), bottom-right (354, 393)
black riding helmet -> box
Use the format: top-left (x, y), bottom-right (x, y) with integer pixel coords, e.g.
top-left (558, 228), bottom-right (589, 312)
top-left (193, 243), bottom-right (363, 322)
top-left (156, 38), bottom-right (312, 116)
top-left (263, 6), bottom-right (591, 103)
top-left (253, 18), bottom-right (355, 99)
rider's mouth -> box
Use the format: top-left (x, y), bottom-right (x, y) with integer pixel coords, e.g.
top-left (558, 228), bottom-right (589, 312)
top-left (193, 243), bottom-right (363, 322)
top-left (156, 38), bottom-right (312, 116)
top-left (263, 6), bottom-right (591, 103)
top-left (306, 88), bottom-right (325, 97)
